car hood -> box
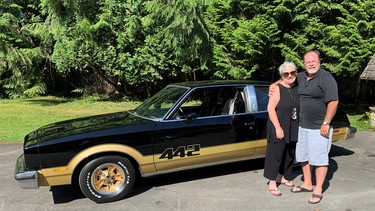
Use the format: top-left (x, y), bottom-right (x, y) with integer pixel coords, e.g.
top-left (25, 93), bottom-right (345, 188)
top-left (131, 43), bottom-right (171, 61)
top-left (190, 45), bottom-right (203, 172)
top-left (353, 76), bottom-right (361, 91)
top-left (24, 111), bottom-right (153, 147)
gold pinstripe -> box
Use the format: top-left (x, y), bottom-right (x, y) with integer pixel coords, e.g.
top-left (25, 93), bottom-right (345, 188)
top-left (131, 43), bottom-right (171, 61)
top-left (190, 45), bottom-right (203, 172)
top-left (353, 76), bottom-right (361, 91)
top-left (35, 127), bottom-right (347, 186)
top-left (153, 139), bottom-right (266, 171)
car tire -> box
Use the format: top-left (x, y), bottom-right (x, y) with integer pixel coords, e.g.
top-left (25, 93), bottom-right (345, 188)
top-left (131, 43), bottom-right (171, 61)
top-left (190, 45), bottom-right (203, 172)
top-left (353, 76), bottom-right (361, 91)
top-left (78, 156), bottom-right (135, 203)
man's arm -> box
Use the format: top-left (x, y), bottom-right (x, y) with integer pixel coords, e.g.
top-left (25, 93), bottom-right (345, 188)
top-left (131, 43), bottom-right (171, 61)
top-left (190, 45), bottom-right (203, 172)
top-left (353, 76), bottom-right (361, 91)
top-left (320, 100), bottom-right (339, 137)
top-left (269, 79), bottom-right (282, 96)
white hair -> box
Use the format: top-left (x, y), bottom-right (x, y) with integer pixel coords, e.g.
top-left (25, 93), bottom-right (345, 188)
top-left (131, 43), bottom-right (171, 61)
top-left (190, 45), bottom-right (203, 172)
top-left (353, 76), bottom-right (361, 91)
top-left (278, 61), bottom-right (297, 76)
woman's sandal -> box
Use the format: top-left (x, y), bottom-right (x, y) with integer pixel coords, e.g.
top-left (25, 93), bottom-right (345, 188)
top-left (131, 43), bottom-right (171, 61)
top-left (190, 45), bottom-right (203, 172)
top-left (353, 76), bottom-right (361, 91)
top-left (279, 180), bottom-right (295, 187)
top-left (308, 194), bottom-right (323, 204)
top-left (269, 188), bottom-right (282, 196)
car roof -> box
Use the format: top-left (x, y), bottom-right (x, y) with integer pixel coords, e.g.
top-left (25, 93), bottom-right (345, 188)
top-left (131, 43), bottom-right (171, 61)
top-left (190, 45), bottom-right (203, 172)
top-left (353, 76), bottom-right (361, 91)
top-left (170, 80), bottom-right (270, 88)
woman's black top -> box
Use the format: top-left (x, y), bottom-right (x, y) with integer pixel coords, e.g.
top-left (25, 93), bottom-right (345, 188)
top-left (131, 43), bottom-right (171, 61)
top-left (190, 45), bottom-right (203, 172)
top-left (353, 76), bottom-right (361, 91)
top-left (266, 84), bottom-right (299, 143)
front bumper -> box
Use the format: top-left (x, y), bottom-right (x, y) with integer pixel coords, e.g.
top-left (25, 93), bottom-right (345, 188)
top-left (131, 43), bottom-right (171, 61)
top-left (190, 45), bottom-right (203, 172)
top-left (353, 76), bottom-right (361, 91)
top-left (14, 154), bottom-right (39, 189)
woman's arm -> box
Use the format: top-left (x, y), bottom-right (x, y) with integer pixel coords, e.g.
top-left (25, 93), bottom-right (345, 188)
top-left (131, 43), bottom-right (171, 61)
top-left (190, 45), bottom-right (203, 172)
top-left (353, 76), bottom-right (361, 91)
top-left (267, 85), bottom-right (284, 140)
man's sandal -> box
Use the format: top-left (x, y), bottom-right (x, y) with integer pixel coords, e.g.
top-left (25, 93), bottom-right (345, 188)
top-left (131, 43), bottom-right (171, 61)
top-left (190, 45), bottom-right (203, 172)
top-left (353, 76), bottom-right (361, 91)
top-left (291, 185), bottom-right (313, 193)
top-left (308, 194), bottom-right (323, 204)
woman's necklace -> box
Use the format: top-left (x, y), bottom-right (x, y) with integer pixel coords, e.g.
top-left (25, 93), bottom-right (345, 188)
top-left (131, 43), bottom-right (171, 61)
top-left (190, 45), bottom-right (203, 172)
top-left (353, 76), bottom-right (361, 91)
top-left (286, 87), bottom-right (297, 120)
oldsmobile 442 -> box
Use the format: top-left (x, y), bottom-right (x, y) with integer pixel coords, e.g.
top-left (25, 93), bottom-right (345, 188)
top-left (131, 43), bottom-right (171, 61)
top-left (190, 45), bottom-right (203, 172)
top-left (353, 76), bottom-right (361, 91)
top-left (14, 80), bottom-right (356, 203)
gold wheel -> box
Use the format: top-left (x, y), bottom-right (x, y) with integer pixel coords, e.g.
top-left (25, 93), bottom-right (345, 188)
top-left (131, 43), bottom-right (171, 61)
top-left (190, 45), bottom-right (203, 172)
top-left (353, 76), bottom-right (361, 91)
top-left (79, 156), bottom-right (135, 203)
top-left (91, 163), bottom-right (126, 195)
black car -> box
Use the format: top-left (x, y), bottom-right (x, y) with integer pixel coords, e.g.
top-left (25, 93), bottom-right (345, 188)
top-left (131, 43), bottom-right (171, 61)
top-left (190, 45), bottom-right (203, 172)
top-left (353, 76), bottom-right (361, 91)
top-left (15, 80), bottom-right (356, 203)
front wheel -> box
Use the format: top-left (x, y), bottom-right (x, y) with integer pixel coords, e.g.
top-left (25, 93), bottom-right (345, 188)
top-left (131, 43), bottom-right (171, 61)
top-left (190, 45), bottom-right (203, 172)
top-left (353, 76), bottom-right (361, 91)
top-left (79, 156), bottom-right (135, 203)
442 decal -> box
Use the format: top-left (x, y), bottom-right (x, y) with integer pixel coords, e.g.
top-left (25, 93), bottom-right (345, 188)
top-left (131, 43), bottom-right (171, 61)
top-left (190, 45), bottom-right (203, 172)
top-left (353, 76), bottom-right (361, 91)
top-left (159, 144), bottom-right (200, 160)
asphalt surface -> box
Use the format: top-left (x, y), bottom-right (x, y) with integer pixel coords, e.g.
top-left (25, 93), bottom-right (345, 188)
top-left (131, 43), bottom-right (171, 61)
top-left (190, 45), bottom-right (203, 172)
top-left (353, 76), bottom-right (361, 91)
top-left (1, 131), bottom-right (375, 211)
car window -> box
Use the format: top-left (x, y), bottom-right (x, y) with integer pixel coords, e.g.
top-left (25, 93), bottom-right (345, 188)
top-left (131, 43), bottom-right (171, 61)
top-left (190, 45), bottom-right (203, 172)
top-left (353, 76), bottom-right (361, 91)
top-left (171, 86), bottom-right (245, 119)
top-left (134, 85), bottom-right (188, 119)
top-left (254, 86), bottom-right (269, 112)
top-left (180, 95), bottom-right (204, 108)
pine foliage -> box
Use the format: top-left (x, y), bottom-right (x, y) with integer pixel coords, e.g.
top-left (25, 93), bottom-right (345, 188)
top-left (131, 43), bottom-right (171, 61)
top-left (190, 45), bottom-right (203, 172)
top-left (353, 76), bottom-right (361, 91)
top-left (0, 0), bottom-right (374, 102)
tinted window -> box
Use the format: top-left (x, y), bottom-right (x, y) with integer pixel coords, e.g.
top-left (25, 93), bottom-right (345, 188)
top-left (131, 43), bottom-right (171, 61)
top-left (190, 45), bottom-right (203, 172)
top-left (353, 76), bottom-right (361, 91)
top-left (254, 86), bottom-right (269, 112)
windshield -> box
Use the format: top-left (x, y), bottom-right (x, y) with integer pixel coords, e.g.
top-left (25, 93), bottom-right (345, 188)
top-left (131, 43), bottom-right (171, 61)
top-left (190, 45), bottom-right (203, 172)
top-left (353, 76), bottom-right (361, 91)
top-left (133, 85), bottom-right (189, 119)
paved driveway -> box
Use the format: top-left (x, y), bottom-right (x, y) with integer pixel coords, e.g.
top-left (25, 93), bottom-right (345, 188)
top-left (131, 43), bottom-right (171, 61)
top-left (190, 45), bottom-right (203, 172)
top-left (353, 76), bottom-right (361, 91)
top-left (1, 131), bottom-right (375, 210)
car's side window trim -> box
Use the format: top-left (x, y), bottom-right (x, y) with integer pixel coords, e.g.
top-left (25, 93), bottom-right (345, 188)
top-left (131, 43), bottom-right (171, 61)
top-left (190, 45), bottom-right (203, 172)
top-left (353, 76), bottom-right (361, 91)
top-left (245, 85), bottom-right (257, 112)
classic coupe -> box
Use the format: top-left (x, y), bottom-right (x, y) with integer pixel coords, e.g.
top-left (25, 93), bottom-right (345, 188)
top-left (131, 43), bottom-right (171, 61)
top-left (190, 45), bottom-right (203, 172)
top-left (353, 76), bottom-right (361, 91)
top-left (15, 80), bottom-right (356, 203)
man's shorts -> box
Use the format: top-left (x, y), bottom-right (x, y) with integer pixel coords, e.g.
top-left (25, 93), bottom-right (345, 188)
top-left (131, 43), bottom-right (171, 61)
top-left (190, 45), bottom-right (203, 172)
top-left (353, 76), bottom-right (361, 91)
top-left (295, 126), bottom-right (332, 166)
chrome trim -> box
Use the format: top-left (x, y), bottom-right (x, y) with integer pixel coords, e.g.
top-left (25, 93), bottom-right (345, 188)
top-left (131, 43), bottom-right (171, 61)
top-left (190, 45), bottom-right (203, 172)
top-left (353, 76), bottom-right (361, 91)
top-left (127, 110), bottom-right (161, 121)
top-left (14, 154), bottom-right (39, 189)
top-left (246, 85), bottom-right (258, 112)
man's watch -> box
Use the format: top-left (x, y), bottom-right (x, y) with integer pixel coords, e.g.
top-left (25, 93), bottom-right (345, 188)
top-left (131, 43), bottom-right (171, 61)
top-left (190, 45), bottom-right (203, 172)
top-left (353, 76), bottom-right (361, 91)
top-left (322, 121), bottom-right (330, 125)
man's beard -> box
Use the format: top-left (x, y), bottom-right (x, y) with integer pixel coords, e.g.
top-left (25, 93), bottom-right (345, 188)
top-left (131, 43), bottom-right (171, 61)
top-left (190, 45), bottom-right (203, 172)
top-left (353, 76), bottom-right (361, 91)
top-left (306, 66), bottom-right (319, 74)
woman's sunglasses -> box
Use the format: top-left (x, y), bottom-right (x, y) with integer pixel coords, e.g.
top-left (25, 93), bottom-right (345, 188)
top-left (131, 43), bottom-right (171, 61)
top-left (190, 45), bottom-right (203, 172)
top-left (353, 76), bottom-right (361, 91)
top-left (282, 71), bottom-right (297, 78)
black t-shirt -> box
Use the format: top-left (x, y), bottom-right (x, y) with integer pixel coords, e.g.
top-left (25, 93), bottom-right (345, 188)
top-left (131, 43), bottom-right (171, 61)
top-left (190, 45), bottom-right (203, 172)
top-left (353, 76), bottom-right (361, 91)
top-left (297, 69), bottom-right (338, 129)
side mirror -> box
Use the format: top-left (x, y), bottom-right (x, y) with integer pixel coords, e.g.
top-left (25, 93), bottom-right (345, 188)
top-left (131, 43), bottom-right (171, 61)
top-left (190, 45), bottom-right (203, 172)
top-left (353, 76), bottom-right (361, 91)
top-left (184, 112), bottom-right (197, 124)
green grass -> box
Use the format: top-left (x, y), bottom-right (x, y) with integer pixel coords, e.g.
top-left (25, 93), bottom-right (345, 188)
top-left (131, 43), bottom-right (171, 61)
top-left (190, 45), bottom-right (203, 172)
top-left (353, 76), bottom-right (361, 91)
top-left (0, 96), bottom-right (140, 143)
top-left (0, 97), bottom-right (372, 143)
top-left (339, 103), bottom-right (373, 131)
top-left (347, 114), bottom-right (371, 131)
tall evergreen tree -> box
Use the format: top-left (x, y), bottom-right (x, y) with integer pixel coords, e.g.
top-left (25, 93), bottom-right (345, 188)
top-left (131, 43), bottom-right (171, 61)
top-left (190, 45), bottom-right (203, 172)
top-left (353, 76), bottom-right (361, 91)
top-left (144, 0), bottom-right (212, 81)
top-left (0, 0), bottom-right (48, 98)
top-left (204, 0), bottom-right (281, 80)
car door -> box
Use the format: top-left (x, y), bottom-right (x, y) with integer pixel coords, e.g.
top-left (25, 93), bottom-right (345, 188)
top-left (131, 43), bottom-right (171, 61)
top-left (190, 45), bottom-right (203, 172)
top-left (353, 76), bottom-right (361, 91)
top-left (152, 86), bottom-right (260, 172)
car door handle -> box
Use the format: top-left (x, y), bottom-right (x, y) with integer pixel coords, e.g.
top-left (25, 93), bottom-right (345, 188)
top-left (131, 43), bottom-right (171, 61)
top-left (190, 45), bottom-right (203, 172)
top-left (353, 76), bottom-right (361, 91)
top-left (155, 136), bottom-right (174, 143)
top-left (244, 122), bottom-right (255, 126)
top-left (244, 122), bottom-right (255, 130)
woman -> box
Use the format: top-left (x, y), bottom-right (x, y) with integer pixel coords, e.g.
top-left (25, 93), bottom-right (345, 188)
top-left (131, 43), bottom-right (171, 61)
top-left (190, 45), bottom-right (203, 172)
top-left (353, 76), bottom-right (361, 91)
top-left (263, 61), bottom-right (299, 196)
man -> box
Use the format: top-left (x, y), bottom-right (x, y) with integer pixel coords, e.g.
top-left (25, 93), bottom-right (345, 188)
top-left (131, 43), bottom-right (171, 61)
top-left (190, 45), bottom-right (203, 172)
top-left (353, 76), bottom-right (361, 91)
top-left (290, 50), bottom-right (339, 204)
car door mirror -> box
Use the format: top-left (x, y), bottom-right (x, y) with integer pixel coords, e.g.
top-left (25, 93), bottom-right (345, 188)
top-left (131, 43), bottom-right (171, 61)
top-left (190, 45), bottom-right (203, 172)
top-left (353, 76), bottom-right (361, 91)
top-left (184, 112), bottom-right (197, 124)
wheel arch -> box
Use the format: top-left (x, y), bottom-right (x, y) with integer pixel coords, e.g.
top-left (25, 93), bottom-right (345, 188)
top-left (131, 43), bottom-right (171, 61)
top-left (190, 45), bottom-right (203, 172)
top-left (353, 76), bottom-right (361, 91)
top-left (68, 144), bottom-right (154, 184)
top-left (71, 151), bottom-right (140, 185)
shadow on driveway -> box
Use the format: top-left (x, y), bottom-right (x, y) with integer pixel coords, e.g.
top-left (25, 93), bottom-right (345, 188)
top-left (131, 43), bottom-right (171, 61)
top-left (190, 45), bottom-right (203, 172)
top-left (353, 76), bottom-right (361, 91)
top-left (290, 144), bottom-right (354, 193)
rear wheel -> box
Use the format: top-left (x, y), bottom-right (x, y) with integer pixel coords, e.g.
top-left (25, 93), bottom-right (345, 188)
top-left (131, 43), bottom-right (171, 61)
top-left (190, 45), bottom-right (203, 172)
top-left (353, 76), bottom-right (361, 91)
top-left (79, 156), bottom-right (135, 203)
